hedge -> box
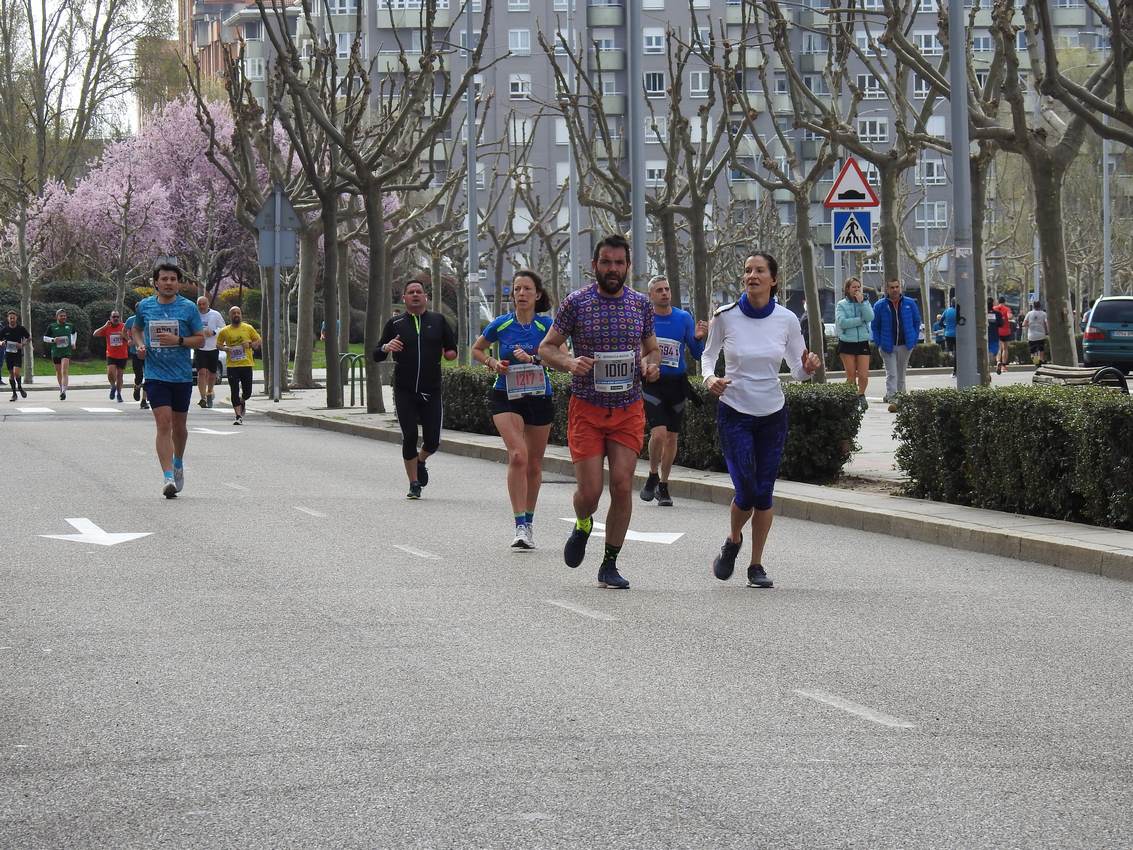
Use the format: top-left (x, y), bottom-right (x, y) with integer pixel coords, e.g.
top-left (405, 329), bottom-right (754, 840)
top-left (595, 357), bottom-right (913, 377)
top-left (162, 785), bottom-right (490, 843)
top-left (441, 367), bottom-right (863, 483)
top-left (820, 340), bottom-right (948, 372)
top-left (894, 385), bottom-right (1133, 529)
top-left (39, 280), bottom-right (113, 307)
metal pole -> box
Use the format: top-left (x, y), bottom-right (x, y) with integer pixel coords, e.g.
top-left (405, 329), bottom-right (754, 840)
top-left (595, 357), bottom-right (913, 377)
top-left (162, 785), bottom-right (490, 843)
top-left (626, 0), bottom-right (645, 283)
top-left (1103, 114), bottom-right (1112, 298)
top-left (947, 0), bottom-right (978, 389)
top-left (566, 0), bottom-right (581, 292)
top-left (272, 185), bottom-right (282, 402)
top-left (466, 3), bottom-right (480, 339)
top-left (1031, 93), bottom-right (1041, 305)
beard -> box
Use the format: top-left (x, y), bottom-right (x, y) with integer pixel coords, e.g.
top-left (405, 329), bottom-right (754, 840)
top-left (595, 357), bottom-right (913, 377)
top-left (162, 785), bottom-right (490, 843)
top-left (597, 271), bottom-right (625, 294)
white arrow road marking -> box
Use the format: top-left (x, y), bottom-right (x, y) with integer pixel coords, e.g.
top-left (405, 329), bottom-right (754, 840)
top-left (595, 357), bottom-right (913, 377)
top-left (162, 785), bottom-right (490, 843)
top-left (16, 407), bottom-right (54, 414)
top-left (392, 544), bottom-right (440, 560)
top-left (223, 482), bottom-right (249, 491)
top-left (190, 428), bottom-right (239, 435)
top-left (40, 518), bottom-right (152, 547)
top-left (794, 689), bottom-right (916, 729)
top-left (545, 600), bottom-right (617, 622)
top-left (81, 407), bottom-right (122, 414)
top-left (558, 519), bottom-right (684, 545)
top-left (294, 506), bottom-right (326, 518)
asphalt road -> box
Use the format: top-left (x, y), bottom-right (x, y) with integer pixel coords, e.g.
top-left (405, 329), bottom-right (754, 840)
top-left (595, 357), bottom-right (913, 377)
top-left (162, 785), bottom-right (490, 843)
top-left (3, 388), bottom-right (1132, 849)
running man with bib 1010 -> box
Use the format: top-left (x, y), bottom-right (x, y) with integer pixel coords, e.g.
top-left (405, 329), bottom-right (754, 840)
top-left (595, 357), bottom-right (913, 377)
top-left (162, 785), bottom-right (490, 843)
top-left (131, 260), bottom-right (205, 498)
top-left (538, 234), bottom-right (661, 590)
top-left (2, 310), bottom-right (30, 401)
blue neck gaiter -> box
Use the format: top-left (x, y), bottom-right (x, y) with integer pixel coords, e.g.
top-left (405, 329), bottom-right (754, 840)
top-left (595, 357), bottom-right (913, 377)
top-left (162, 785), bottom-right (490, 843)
top-left (738, 293), bottom-right (776, 319)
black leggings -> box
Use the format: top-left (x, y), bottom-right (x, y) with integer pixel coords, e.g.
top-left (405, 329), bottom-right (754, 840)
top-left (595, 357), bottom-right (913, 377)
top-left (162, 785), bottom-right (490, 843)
top-left (228, 366), bottom-right (253, 408)
top-left (394, 387), bottom-right (442, 460)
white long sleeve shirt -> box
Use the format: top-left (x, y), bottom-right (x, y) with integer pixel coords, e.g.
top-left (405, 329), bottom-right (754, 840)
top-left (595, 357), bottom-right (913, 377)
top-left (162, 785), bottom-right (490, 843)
top-left (700, 301), bottom-right (809, 417)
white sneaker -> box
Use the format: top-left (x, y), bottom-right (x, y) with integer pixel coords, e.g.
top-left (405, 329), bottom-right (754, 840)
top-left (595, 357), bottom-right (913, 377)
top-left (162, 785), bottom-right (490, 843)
top-left (510, 526), bottom-right (534, 550)
top-left (173, 465), bottom-right (184, 493)
top-left (524, 523), bottom-right (535, 549)
top-left (162, 479), bottom-right (177, 499)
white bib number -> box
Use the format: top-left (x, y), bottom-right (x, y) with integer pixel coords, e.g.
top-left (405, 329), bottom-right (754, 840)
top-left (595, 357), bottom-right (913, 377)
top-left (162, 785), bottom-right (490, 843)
top-left (54, 336), bottom-right (68, 348)
top-left (5, 340), bottom-right (18, 353)
top-left (657, 337), bottom-right (681, 370)
top-left (593, 350), bottom-right (635, 393)
top-left (505, 362), bottom-right (545, 400)
top-left (109, 334), bottom-right (123, 347)
top-left (228, 344), bottom-right (246, 362)
top-left (149, 319), bottom-right (179, 348)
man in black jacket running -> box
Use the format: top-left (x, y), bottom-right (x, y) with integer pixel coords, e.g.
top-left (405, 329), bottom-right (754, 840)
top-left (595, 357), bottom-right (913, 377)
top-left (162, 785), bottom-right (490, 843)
top-left (375, 280), bottom-right (458, 498)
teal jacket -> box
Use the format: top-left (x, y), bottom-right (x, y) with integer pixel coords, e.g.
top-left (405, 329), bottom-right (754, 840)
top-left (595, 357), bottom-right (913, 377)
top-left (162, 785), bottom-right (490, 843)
top-left (835, 297), bottom-right (875, 343)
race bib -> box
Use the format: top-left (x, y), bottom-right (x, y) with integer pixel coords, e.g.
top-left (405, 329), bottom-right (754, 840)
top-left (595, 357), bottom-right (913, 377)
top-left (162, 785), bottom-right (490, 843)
top-left (54, 336), bottom-right (68, 348)
top-left (148, 319), bottom-right (179, 348)
top-left (5, 340), bottom-right (18, 352)
top-left (657, 337), bottom-right (682, 370)
top-left (505, 362), bottom-right (545, 400)
top-left (109, 334), bottom-right (123, 347)
top-left (593, 350), bottom-right (635, 393)
top-left (228, 345), bottom-right (246, 361)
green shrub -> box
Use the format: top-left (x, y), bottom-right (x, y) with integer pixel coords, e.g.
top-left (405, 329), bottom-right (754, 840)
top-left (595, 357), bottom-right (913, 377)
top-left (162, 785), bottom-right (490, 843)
top-left (441, 368), bottom-right (862, 483)
top-left (216, 288), bottom-right (243, 313)
top-left (0, 286), bottom-right (20, 307)
top-left (39, 280), bottom-right (113, 307)
top-left (894, 385), bottom-right (1133, 529)
top-left (125, 287), bottom-right (154, 310)
top-left (33, 302), bottom-right (91, 358)
top-left (242, 289), bottom-right (262, 321)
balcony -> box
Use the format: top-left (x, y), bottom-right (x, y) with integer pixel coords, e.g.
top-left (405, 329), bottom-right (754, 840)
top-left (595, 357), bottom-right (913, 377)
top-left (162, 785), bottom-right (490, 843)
top-left (374, 51), bottom-right (419, 72)
top-left (809, 179), bottom-right (835, 203)
top-left (772, 187), bottom-right (795, 203)
top-left (374, 7), bottom-right (450, 28)
top-left (800, 139), bottom-right (823, 159)
top-left (726, 2), bottom-right (746, 25)
top-left (587, 2), bottom-right (624, 27)
top-left (728, 181), bottom-right (761, 202)
top-left (1052, 6), bottom-right (1087, 27)
top-left (770, 92), bottom-right (793, 113)
top-left (592, 48), bottom-right (624, 71)
top-left (594, 137), bottom-right (623, 159)
top-left (797, 7), bottom-right (828, 28)
top-left (600, 94), bottom-right (625, 114)
top-left (733, 134), bottom-right (760, 157)
top-left (419, 142), bottom-right (450, 161)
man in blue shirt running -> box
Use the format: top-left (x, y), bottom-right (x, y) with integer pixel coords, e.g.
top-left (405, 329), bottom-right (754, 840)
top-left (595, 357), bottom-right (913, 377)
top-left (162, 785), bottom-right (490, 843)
top-left (132, 259), bottom-right (205, 498)
top-left (640, 275), bottom-right (707, 507)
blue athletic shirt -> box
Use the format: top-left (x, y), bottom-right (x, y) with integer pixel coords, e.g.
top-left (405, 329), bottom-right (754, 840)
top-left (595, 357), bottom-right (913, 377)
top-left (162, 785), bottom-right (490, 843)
top-left (133, 295), bottom-right (204, 383)
top-left (652, 307), bottom-right (704, 377)
top-left (481, 312), bottom-right (553, 396)
top-left (124, 316), bottom-right (138, 354)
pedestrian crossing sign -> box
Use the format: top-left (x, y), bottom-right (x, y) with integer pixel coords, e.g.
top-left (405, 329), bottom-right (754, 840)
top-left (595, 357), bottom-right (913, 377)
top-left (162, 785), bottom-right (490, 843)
top-left (832, 210), bottom-right (873, 251)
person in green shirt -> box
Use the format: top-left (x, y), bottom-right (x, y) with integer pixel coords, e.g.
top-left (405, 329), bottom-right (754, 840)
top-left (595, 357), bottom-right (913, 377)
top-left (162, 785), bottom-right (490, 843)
top-left (42, 308), bottom-right (76, 400)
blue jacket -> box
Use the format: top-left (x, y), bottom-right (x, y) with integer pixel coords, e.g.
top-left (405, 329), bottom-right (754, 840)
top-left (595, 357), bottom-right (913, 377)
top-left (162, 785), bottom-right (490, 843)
top-left (871, 295), bottom-right (922, 353)
top-left (834, 297), bottom-right (875, 343)
top-left (941, 306), bottom-right (958, 338)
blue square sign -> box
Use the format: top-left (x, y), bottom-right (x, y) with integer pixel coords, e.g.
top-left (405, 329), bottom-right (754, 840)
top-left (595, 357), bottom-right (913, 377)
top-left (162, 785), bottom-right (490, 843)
top-left (832, 210), bottom-right (873, 251)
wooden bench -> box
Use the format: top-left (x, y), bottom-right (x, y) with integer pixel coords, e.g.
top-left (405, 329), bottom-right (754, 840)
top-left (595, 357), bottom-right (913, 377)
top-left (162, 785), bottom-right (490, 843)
top-left (1032, 364), bottom-right (1129, 395)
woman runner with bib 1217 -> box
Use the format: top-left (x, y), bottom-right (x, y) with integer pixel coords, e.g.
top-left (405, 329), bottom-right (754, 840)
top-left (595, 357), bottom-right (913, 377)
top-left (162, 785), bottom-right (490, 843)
top-left (472, 270), bottom-right (559, 551)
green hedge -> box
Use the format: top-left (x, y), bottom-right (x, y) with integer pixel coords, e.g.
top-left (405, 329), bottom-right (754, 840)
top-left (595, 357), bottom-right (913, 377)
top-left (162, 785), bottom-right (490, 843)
top-left (894, 385), bottom-right (1133, 529)
top-left (821, 340), bottom-right (947, 371)
top-left (39, 280), bottom-right (113, 307)
top-left (441, 367), bottom-right (863, 483)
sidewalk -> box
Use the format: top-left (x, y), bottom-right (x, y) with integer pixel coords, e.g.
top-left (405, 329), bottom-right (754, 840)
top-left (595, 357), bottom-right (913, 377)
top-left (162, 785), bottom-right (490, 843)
top-left (261, 379), bottom-right (1133, 584)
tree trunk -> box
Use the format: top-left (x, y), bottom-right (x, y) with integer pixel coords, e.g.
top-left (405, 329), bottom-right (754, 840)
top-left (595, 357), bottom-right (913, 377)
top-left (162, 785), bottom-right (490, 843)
top-left (1029, 157), bottom-right (1077, 365)
top-left (364, 187), bottom-right (388, 414)
top-left (291, 227), bottom-right (319, 388)
top-left (660, 212), bottom-right (682, 309)
top-left (17, 210), bottom-right (35, 383)
top-left (430, 251), bottom-right (444, 323)
top-left (878, 166), bottom-right (901, 284)
top-left (794, 192), bottom-right (827, 383)
top-left (320, 200), bottom-right (342, 408)
top-left (687, 204), bottom-right (711, 324)
top-left (337, 238), bottom-right (350, 355)
top-left (456, 273), bottom-right (469, 366)
top-left (971, 155), bottom-right (992, 384)
top-left (260, 264), bottom-right (271, 396)
top-left (493, 248), bottom-right (507, 315)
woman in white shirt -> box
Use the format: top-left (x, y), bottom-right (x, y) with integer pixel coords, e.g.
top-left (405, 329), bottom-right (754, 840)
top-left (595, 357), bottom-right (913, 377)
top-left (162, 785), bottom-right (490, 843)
top-left (701, 252), bottom-right (821, 588)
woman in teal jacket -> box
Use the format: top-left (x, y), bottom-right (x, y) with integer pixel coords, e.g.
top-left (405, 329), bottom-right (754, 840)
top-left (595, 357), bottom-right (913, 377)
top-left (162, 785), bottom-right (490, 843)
top-left (834, 277), bottom-right (874, 411)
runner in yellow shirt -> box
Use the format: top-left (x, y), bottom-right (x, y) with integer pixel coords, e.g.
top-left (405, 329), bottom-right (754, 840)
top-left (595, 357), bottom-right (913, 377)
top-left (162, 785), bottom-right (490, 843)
top-left (216, 306), bottom-right (262, 425)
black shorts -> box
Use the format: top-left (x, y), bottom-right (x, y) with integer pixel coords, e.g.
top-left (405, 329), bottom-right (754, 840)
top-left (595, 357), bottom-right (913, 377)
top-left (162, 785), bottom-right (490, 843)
top-left (488, 389), bottom-right (555, 426)
top-left (131, 355), bottom-right (145, 381)
top-left (837, 339), bottom-right (871, 357)
top-left (1028, 339), bottom-right (1047, 355)
top-left (194, 349), bottom-right (220, 374)
top-left (144, 380), bottom-right (193, 412)
top-left (52, 355), bottom-right (69, 365)
top-left (643, 375), bottom-right (688, 432)
top-left (107, 356), bottom-right (128, 368)
top-left (944, 337), bottom-right (956, 353)
top-left (4, 352), bottom-right (20, 371)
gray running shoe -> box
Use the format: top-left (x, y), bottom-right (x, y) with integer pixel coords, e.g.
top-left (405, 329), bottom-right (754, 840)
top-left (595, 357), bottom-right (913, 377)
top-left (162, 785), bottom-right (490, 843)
top-left (747, 564), bottom-right (774, 588)
top-left (174, 465), bottom-right (184, 493)
top-left (713, 535), bottom-right (742, 581)
top-left (656, 482), bottom-right (673, 507)
top-left (407, 482), bottom-right (422, 500)
top-left (162, 479), bottom-right (177, 499)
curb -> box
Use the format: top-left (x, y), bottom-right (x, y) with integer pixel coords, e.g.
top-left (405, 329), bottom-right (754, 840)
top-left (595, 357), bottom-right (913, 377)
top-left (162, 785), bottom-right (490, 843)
top-left (264, 408), bottom-right (1133, 584)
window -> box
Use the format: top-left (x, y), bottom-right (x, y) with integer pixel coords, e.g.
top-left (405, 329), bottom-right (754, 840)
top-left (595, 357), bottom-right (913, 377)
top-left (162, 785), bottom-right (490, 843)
top-left (913, 75), bottom-right (930, 99)
top-left (1055, 33), bottom-right (1080, 49)
top-left (508, 0), bottom-right (529, 9)
top-left (855, 32), bottom-right (885, 56)
top-left (975, 70), bottom-right (990, 89)
top-left (1016, 30), bottom-right (1027, 50)
top-left (327, 0), bottom-right (357, 13)
top-left (856, 73), bottom-right (885, 99)
top-left (556, 161), bottom-right (570, 185)
top-left (508, 29), bottom-right (531, 54)
top-left (916, 0), bottom-right (937, 11)
top-left (591, 28), bottom-right (615, 50)
top-left (244, 21), bottom-right (262, 41)
top-left (862, 256), bottom-right (881, 273)
top-left (915, 200), bottom-right (949, 229)
top-left (917, 157), bottom-right (946, 185)
top-left (804, 74), bottom-right (829, 95)
top-left (1054, 0), bottom-right (1082, 6)
top-left (927, 115), bottom-right (946, 136)
top-left (857, 117), bottom-right (888, 143)
top-left (599, 76), bottom-right (618, 95)
top-left (695, 26), bottom-right (711, 47)
top-left (861, 161), bottom-right (880, 186)
top-left (775, 74), bottom-right (788, 94)
top-left (336, 31), bottom-right (352, 59)
top-left (689, 115), bottom-right (713, 144)
top-left (553, 0), bottom-right (575, 9)
top-left (244, 57), bottom-right (264, 80)
top-left (645, 160), bottom-right (667, 186)
top-left (643, 28), bottom-right (664, 54)
top-left (553, 30), bottom-right (573, 55)
top-left (803, 33), bottom-right (827, 54)
top-left (476, 163), bottom-right (487, 190)
top-left (643, 0), bottom-right (664, 8)
top-left (971, 34), bottom-right (992, 52)
top-left (509, 116), bottom-right (532, 146)
top-left (555, 118), bottom-right (569, 145)
top-left (509, 73), bottom-right (531, 99)
top-left (690, 70), bottom-right (710, 97)
top-left (914, 31), bottom-right (943, 55)
top-left (647, 115), bottom-right (667, 143)
top-left (644, 72), bottom-right (665, 97)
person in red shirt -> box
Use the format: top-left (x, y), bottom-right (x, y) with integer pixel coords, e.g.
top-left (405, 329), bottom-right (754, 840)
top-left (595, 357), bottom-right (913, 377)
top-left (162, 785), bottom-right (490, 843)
top-left (93, 309), bottom-right (130, 402)
top-left (993, 296), bottom-right (1013, 374)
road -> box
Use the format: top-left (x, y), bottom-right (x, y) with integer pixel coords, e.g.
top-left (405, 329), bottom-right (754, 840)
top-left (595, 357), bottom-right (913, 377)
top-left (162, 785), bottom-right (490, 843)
top-left (3, 388), bottom-right (1132, 849)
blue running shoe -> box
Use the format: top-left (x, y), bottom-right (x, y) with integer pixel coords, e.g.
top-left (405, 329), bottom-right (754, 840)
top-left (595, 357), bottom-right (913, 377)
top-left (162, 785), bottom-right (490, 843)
top-left (747, 564), bottom-right (774, 588)
top-left (416, 460), bottom-right (428, 487)
top-left (564, 525), bottom-right (590, 568)
top-left (597, 561), bottom-right (630, 589)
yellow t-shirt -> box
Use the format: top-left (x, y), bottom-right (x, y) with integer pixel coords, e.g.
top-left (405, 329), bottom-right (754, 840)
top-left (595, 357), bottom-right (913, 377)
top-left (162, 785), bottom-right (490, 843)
top-left (217, 324), bottom-right (261, 368)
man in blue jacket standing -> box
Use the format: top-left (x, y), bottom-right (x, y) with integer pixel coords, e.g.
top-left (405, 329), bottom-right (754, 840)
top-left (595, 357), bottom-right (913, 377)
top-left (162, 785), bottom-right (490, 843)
top-left (871, 277), bottom-right (921, 413)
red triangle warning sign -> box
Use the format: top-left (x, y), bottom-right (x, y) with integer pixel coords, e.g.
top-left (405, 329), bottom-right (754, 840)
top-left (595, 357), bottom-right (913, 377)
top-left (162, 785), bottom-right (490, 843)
top-left (823, 158), bottom-right (881, 208)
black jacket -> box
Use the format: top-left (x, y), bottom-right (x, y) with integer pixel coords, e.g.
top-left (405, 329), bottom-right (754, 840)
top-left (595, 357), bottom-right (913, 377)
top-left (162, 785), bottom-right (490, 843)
top-left (374, 310), bottom-right (457, 394)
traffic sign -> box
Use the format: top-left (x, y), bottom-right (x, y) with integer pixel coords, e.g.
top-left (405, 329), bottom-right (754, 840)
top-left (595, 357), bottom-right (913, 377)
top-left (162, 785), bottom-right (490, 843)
top-left (824, 158), bottom-right (880, 208)
top-left (254, 184), bottom-right (300, 268)
top-left (833, 210), bottom-right (873, 251)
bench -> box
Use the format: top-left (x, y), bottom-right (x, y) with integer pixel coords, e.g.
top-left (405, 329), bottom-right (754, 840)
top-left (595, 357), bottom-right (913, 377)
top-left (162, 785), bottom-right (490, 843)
top-left (1032, 364), bottom-right (1129, 394)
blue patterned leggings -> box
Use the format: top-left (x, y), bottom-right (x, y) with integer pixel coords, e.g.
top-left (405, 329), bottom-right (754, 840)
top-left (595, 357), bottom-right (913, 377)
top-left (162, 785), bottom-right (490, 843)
top-left (717, 402), bottom-right (789, 511)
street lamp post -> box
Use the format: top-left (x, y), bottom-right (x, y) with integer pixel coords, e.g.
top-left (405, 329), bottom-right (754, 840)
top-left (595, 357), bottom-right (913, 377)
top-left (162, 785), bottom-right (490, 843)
top-left (1103, 114), bottom-right (1112, 298)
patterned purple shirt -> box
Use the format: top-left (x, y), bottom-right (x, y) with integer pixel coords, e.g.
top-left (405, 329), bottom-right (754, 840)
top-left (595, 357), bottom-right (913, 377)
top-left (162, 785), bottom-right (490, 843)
top-left (552, 283), bottom-right (654, 407)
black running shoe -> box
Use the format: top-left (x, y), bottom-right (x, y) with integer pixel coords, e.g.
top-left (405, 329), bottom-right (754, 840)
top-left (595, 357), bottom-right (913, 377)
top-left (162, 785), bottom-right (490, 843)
top-left (140, 400), bottom-right (150, 410)
top-left (639, 472), bottom-right (659, 502)
top-left (133, 385), bottom-right (141, 401)
top-left (60, 391), bottom-right (65, 400)
top-left (417, 460), bottom-right (428, 487)
top-left (162, 479), bottom-right (177, 499)
top-left (597, 561), bottom-right (630, 589)
top-left (407, 481), bottom-right (422, 500)
top-left (656, 482), bottom-right (673, 507)
top-left (713, 535), bottom-right (742, 581)
top-left (8, 393), bottom-right (14, 402)
top-left (563, 525), bottom-right (590, 568)
top-left (18, 387), bottom-right (26, 398)
top-left (747, 564), bottom-right (774, 588)
top-left (198, 397), bottom-right (207, 408)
